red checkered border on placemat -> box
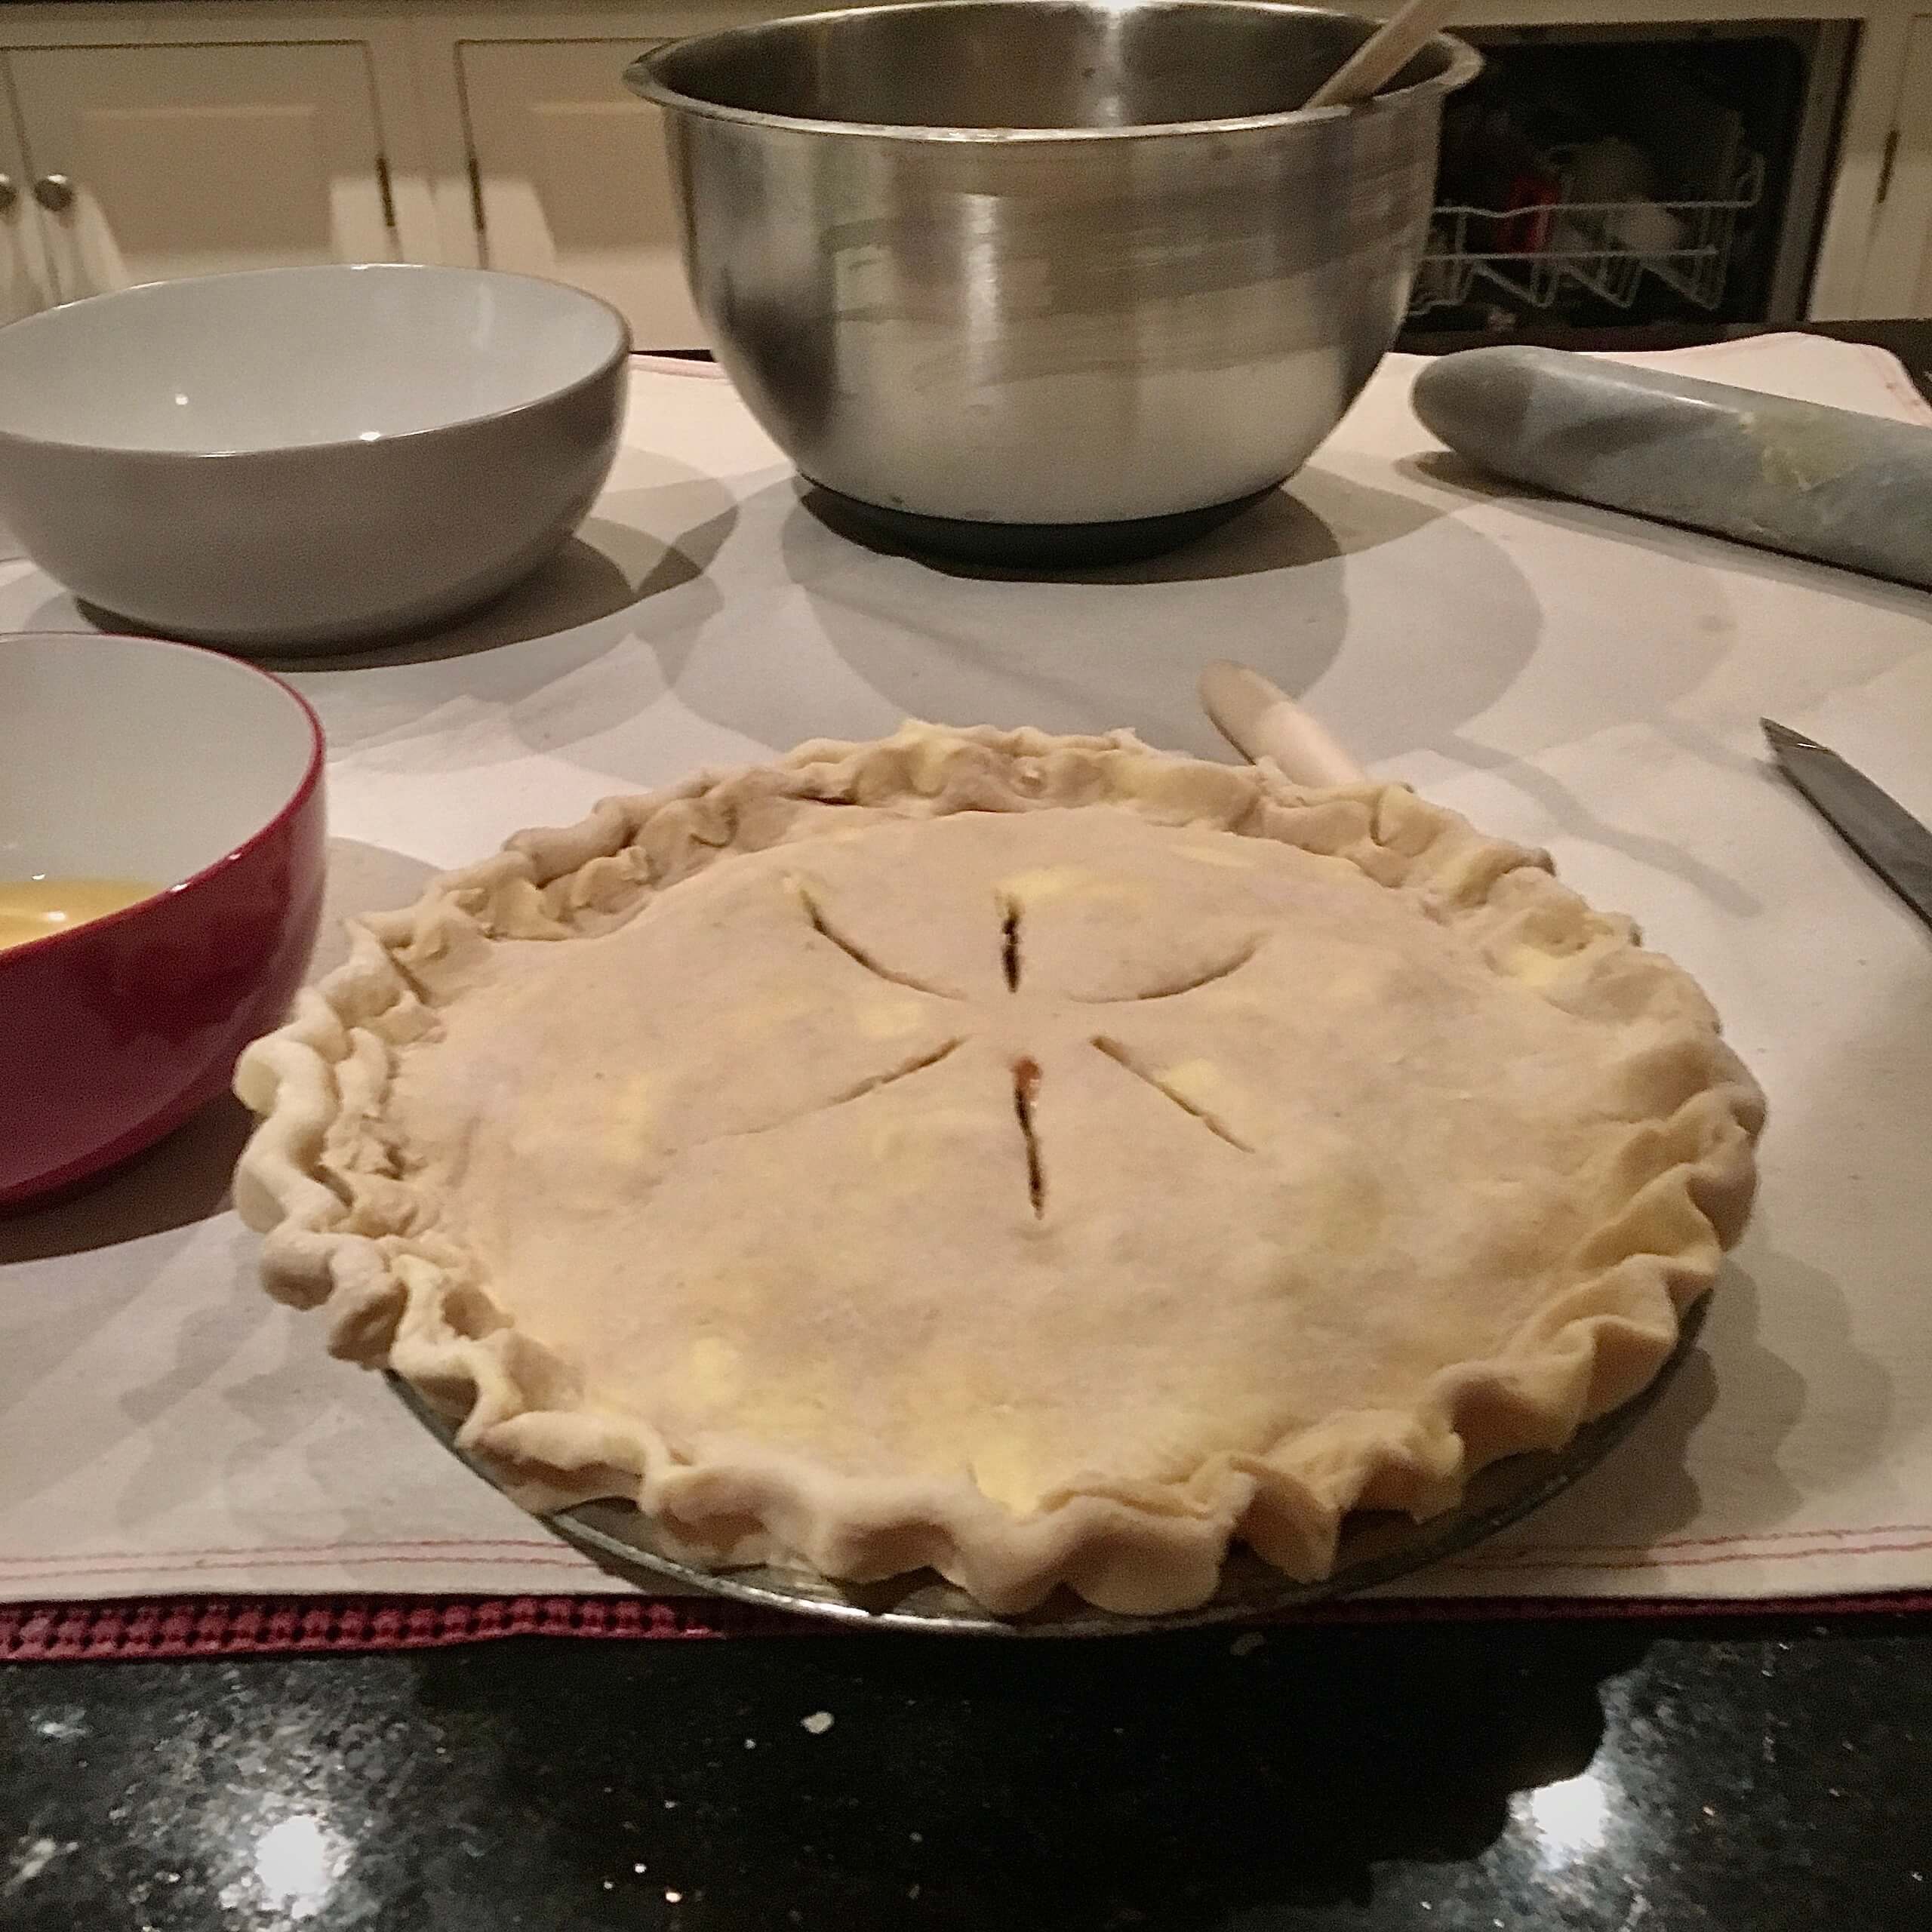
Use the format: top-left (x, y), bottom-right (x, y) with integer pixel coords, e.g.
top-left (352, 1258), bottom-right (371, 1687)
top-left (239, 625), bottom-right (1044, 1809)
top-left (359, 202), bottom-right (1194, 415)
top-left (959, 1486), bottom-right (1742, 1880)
top-left (0, 1595), bottom-right (798, 1660)
top-left (6, 1589), bottom-right (1931, 1660)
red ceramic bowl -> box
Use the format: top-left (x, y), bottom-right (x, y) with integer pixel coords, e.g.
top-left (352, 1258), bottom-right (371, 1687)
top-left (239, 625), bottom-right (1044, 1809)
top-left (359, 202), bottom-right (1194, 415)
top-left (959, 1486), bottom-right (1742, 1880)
top-left (0, 632), bottom-right (325, 1208)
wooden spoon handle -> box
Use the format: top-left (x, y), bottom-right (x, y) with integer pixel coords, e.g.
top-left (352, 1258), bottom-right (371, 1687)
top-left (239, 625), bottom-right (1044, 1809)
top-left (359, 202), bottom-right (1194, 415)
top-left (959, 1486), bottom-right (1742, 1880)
top-left (1198, 661), bottom-right (1367, 788)
top-left (1303, 0), bottom-right (1463, 111)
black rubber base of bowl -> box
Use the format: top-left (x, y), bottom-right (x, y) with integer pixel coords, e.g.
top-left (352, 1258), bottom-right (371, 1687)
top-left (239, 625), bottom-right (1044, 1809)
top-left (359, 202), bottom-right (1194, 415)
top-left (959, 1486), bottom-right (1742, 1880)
top-left (801, 481), bottom-right (1279, 568)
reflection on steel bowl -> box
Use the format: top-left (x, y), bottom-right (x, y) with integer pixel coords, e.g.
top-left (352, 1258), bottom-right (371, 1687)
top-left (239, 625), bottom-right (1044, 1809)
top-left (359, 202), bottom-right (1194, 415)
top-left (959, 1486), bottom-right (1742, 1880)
top-left (629, 1), bottom-right (1478, 552)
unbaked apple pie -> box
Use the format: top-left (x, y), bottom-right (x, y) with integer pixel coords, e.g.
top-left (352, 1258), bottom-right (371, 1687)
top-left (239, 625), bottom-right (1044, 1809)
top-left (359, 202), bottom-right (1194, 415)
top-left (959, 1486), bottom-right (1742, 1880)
top-left (235, 724), bottom-right (1764, 1615)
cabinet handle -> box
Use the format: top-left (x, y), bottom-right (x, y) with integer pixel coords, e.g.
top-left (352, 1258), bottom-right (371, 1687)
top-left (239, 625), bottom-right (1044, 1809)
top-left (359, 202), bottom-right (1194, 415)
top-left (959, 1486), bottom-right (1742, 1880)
top-left (0, 174), bottom-right (14, 214)
top-left (33, 174), bottom-right (75, 213)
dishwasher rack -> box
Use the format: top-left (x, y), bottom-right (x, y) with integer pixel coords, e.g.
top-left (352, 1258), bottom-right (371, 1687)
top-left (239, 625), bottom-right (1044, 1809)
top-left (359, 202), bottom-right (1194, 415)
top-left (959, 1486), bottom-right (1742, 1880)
top-left (1409, 136), bottom-right (1767, 319)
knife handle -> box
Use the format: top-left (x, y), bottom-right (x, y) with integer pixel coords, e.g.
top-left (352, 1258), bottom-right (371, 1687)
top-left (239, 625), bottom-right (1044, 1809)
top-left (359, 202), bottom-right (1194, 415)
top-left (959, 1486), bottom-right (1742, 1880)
top-left (1198, 663), bottom-right (1367, 788)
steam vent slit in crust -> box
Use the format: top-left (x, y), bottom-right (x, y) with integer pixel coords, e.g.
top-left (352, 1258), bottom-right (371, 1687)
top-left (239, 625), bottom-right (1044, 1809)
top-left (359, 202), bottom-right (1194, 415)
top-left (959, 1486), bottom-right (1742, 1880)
top-left (234, 723), bottom-right (1765, 1617)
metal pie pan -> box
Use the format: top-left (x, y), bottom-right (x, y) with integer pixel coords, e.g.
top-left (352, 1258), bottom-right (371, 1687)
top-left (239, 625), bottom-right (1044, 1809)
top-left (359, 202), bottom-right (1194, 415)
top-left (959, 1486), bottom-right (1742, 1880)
top-left (389, 1295), bottom-right (1703, 1637)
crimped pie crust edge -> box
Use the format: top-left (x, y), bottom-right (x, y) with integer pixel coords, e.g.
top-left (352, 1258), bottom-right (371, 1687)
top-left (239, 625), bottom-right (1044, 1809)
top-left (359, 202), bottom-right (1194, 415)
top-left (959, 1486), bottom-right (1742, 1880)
top-left (233, 723), bottom-right (1765, 1616)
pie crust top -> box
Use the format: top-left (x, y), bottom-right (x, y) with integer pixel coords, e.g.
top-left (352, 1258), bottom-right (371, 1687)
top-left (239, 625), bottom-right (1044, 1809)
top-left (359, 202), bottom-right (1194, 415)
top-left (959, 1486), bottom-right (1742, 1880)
top-left (235, 724), bottom-right (1764, 1616)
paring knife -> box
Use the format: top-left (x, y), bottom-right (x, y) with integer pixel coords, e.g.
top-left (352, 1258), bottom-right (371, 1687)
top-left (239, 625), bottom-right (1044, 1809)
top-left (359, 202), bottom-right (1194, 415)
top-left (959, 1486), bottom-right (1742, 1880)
top-left (1201, 678), bottom-right (1932, 934)
top-left (1762, 719), bottom-right (1932, 933)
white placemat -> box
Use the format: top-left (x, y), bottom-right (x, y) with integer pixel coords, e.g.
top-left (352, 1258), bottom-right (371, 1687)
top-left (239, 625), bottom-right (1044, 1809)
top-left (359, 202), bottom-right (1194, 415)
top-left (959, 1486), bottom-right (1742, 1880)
top-left (2, 335), bottom-right (1928, 1605)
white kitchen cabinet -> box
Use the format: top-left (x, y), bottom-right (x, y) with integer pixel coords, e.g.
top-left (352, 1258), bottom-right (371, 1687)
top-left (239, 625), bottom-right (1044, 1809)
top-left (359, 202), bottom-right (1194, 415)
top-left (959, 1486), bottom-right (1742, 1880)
top-left (1860, 16), bottom-right (1932, 315)
top-left (7, 42), bottom-right (398, 303)
top-left (0, 95), bottom-right (55, 322)
top-left (457, 38), bottom-right (703, 348)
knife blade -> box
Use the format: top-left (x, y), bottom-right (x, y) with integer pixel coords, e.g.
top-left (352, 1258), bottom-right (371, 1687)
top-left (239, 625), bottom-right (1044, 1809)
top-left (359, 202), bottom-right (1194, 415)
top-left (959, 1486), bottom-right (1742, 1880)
top-left (1762, 718), bottom-right (1932, 933)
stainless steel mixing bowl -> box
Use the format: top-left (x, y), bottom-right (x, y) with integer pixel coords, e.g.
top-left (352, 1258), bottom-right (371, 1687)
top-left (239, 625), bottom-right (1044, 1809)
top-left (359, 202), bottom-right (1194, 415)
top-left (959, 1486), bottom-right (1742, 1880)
top-left (628, 2), bottom-right (1477, 551)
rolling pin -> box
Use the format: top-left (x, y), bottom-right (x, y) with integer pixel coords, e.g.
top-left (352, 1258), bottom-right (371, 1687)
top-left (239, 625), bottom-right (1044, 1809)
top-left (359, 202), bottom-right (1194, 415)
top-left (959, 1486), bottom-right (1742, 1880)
top-left (1411, 345), bottom-right (1932, 592)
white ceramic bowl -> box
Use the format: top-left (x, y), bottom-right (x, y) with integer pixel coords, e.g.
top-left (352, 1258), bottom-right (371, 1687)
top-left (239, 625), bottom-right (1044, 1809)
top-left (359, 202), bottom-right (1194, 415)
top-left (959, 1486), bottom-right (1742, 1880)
top-left (0, 632), bottom-right (325, 1205)
top-left (0, 265), bottom-right (631, 651)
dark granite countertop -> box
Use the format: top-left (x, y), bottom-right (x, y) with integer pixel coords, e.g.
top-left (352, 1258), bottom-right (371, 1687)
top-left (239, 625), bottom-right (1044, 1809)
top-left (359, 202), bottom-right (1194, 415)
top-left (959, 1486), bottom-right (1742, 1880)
top-left (5, 320), bottom-right (1930, 1932)
top-left (4, 1615), bottom-right (1930, 1928)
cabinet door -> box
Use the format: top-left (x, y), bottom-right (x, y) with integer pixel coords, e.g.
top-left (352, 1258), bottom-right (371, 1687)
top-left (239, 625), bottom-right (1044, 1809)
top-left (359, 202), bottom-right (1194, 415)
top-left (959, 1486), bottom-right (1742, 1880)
top-left (9, 42), bottom-right (397, 302)
top-left (459, 39), bottom-right (701, 349)
top-left (1861, 17), bottom-right (1932, 315)
top-left (1903, 21), bottom-right (1932, 318)
top-left (0, 82), bottom-right (55, 321)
